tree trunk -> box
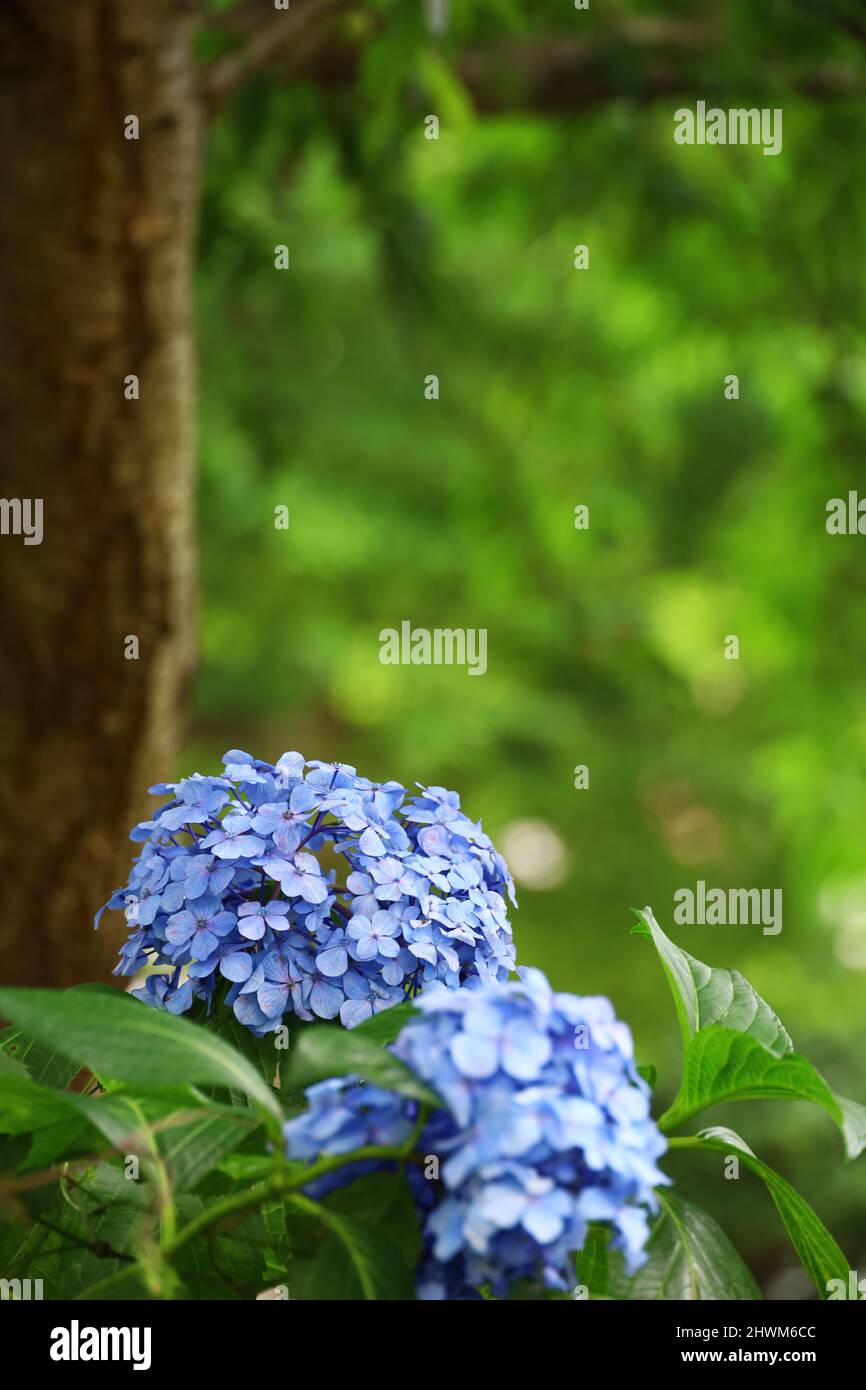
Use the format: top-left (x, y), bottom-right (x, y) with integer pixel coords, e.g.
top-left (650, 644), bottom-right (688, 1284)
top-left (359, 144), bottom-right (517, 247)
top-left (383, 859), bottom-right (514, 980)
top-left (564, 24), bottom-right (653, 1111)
top-left (0, 1), bottom-right (201, 987)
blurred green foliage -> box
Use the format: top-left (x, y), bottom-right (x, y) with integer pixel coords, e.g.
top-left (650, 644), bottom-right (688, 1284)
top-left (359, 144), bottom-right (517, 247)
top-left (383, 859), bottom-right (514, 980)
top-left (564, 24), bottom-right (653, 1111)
top-left (190, 0), bottom-right (866, 1291)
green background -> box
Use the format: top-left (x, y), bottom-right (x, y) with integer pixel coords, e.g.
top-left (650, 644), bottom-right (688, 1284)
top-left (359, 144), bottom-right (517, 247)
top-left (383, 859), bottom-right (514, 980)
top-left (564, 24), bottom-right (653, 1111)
top-left (187, 0), bottom-right (866, 1294)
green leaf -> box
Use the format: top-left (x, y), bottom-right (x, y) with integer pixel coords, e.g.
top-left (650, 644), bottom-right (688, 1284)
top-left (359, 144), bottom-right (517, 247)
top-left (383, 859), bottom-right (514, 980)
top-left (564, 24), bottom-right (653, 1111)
top-left (322, 1171), bottom-right (422, 1270)
top-left (156, 1111), bottom-right (259, 1193)
top-left (416, 51), bottom-right (475, 132)
top-left (217, 1153), bottom-right (281, 1184)
top-left (837, 1095), bottom-right (866, 1160)
top-left (686, 1127), bottom-right (850, 1299)
top-left (350, 1002), bottom-right (418, 1046)
top-left (303, 1206), bottom-right (414, 1300)
top-left (213, 1013), bottom-right (279, 1086)
top-left (31, 1163), bottom-right (152, 1299)
top-left (259, 1198), bottom-right (293, 1282)
top-left (0, 1074), bottom-right (81, 1135)
top-left (636, 1063), bottom-right (657, 1089)
top-left (632, 908), bottom-right (791, 1055)
top-left (1, 1023), bottom-right (82, 1090)
top-left (0, 988), bottom-right (282, 1125)
top-left (22, 1115), bottom-right (97, 1170)
top-left (172, 1199), bottom-right (275, 1299)
top-left (635, 908), bottom-right (866, 1158)
top-left (575, 1222), bottom-right (610, 1298)
top-left (61, 1092), bottom-right (162, 1155)
top-left (286, 1023), bottom-right (440, 1108)
top-left (660, 1026), bottom-right (847, 1135)
top-left (612, 1191), bottom-right (762, 1301)
top-left (4, 1073), bottom-right (253, 1182)
top-left (0, 1051), bottom-right (29, 1079)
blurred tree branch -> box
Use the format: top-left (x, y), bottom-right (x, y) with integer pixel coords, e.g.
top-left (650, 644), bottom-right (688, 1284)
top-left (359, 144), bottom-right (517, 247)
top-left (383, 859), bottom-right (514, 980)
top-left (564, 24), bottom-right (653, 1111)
top-left (200, 1), bottom-right (864, 119)
top-left (790, 0), bottom-right (866, 50)
top-left (455, 36), bottom-right (863, 113)
top-left (202, 0), bottom-right (361, 117)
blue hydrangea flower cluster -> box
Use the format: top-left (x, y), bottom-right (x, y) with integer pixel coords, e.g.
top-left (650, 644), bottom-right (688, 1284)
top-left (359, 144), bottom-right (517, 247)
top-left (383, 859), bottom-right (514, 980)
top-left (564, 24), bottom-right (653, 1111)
top-left (283, 968), bottom-right (669, 1297)
top-left (97, 751), bottom-right (517, 1032)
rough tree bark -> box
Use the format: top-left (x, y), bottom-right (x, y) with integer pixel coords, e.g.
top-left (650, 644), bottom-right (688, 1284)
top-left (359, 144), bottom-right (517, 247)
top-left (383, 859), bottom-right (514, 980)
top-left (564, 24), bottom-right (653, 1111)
top-left (0, 0), bottom-right (201, 986)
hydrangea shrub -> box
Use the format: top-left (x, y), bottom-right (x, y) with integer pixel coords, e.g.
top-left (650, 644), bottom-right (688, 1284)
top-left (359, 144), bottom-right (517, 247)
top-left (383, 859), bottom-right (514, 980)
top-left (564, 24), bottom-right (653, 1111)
top-left (97, 751), bottom-right (517, 1031)
top-left (1, 754), bottom-right (863, 1303)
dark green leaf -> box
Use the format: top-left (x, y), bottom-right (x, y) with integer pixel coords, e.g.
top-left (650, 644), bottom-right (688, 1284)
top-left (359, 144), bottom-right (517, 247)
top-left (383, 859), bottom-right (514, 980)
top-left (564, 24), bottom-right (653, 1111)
top-left (688, 1127), bottom-right (850, 1298)
top-left (157, 1111), bottom-right (259, 1192)
top-left (173, 1197), bottom-right (287, 1299)
top-left (32, 1163), bottom-right (151, 1300)
top-left (612, 1191), bottom-right (762, 1301)
top-left (322, 1170), bottom-right (422, 1270)
top-left (304, 1210), bottom-right (414, 1300)
top-left (22, 1116), bottom-right (98, 1170)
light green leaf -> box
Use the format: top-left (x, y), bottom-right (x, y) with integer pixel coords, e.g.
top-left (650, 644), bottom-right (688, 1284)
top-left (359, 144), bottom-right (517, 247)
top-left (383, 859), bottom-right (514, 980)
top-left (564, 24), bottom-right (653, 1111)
top-left (62, 1092), bottom-right (163, 1155)
top-left (0, 1051), bottom-right (29, 1079)
top-left (350, 1002), bottom-right (418, 1046)
top-left (416, 51), bottom-right (475, 131)
top-left (217, 1153), bottom-right (283, 1184)
top-left (5, 1075), bottom-right (253, 1180)
top-left (660, 1027), bottom-right (845, 1134)
top-left (286, 1023), bottom-right (440, 1108)
top-left (575, 1222), bottom-right (610, 1298)
top-left (635, 908), bottom-right (865, 1158)
top-left (837, 1095), bottom-right (866, 1161)
top-left (632, 907), bottom-right (791, 1054)
top-left (0, 1074), bottom-right (80, 1135)
top-left (1, 1023), bottom-right (82, 1090)
top-left (0, 987), bottom-right (282, 1125)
